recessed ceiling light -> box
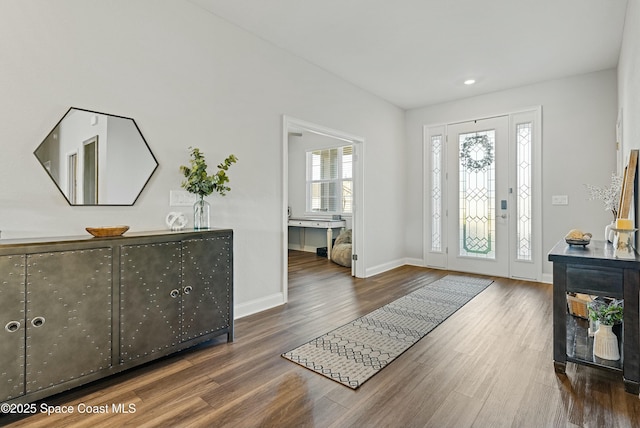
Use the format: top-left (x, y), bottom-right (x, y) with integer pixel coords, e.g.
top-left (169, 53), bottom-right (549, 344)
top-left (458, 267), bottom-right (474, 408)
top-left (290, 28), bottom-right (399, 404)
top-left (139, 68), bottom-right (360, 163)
top-left (464, 79), bottom-right (476, 85)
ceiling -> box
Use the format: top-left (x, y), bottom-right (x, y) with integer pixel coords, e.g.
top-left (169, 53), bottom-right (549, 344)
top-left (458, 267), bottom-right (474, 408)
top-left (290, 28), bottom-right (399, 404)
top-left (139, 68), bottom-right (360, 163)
top-left (189, 0), bottom-right (629, 110)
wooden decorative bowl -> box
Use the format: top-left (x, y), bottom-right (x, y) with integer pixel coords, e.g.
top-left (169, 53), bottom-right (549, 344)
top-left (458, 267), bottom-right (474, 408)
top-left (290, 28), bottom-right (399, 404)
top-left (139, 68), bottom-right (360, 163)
top-left (86, 226), bottom-right (130, 237)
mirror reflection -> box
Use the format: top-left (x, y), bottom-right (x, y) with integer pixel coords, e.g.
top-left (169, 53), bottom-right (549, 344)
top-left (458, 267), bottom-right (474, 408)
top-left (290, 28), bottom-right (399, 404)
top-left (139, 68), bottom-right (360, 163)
top-left (35, 108), bottom-right (158, 205)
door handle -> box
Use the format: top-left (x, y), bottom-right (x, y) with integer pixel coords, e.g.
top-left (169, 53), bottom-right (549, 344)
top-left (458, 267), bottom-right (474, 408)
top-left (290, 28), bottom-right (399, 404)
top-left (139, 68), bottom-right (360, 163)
top-left (5, 321), bottom-right (21, 332)
top-left (31, 317), bottom-right (46, 327)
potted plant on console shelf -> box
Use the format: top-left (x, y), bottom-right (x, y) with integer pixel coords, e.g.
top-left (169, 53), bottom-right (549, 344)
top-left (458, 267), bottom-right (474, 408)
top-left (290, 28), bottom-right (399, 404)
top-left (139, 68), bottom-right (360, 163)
top-left (180, 147), bottom-right (238, 230)
top-left (588, 298), bottom-right (624, 361)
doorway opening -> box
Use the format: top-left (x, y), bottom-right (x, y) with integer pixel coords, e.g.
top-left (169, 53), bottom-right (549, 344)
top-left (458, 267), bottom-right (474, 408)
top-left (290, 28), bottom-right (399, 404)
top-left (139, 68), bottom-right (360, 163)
top-left (67, 152), bottom-right (78, 204)
top-left (82, 136), bottom-right (98, 205)
top-left (282, 116), bottom-right (365, 303)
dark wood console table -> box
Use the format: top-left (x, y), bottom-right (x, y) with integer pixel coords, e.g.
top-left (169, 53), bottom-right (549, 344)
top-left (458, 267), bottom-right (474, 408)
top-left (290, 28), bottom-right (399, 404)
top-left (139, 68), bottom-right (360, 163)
top-left (548, 239), bottom-right (640, 395)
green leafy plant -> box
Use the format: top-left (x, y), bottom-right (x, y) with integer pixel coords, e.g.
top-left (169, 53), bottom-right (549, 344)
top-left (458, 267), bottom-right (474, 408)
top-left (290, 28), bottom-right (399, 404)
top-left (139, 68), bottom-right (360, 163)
top-left (179, 147), bottom-right (238, 197)
top-left (588, 298), bottom-right (624, 326)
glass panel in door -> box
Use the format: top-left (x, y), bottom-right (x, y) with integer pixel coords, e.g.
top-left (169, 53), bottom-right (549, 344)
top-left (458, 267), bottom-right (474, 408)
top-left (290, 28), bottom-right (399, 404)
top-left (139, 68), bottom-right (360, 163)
top-left (458, 129), bottom-right (496, 259)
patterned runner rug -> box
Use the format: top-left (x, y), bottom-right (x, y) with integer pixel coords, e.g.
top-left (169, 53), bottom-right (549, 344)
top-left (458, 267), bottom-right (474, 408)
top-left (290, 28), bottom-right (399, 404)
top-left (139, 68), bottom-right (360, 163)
top-left (281, 275), bottom-right (493, 389)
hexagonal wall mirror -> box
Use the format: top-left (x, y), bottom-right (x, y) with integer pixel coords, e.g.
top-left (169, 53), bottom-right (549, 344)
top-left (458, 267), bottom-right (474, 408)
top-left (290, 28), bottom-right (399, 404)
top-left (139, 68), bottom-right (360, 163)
top-left (35, 107), bottom-right (158, 205)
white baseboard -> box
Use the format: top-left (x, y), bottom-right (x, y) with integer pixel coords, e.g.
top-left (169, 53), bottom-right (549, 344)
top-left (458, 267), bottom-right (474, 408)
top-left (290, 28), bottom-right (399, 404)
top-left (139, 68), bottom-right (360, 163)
top-left (234, 292), bottom-right (285, 319)
top-left (366, 257), bottom-right (431, 276)
top-left (288, 244), bottom-right (319, 253)
top-left (368, 257), bottom-right (552, 284)
top-left (365, 258), bottom-right (407, 277)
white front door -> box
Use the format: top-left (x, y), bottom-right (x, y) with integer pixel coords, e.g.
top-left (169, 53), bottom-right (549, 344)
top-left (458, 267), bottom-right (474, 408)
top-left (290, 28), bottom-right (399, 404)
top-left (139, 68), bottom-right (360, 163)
top-left (424, 109), bottom-right (540, 280)
top-left (446, 116), bottom-right (509, 277)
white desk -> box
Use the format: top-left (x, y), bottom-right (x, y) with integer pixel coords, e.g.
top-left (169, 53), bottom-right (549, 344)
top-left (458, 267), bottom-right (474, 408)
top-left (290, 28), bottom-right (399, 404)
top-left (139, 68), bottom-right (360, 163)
top-left (288, 218), bottom-right (346, 260)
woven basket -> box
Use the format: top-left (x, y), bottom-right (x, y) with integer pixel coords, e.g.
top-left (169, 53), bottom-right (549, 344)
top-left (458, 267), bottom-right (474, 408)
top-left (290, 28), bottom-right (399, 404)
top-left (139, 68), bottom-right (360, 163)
top-left (566, 293), bottom-right (593, 319)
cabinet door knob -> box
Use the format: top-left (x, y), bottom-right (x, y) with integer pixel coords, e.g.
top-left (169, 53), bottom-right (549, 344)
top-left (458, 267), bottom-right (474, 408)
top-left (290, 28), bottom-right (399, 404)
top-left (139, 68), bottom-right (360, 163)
top-left (170, 289), bottom-right (180, 298)
top-left (183, 285), bottom-right (193, 295)
top-left (31, 317), bottom-right (46, 328)
top-left (5, 321), bottom-right (21, 332)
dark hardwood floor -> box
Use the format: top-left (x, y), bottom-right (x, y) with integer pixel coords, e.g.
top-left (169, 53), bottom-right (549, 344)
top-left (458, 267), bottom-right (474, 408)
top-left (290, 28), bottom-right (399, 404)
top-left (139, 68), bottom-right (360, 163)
top-left (3, 250), bottom-right (640, 427)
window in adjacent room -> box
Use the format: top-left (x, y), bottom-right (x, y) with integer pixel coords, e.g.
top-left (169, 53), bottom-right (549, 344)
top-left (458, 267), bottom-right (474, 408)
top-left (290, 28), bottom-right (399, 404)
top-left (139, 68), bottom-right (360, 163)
top-left (306, 145), bottom-right (353, 215)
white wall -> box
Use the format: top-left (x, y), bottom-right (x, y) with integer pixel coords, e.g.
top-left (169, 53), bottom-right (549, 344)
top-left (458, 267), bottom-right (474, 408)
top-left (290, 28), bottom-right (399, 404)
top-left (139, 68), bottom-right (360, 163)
top-left (619, 0), bottom-right (640, 191)
top-left (0, 1), bottom-right (406, 317)
top-left (405, 70), bottom-right (618, 278)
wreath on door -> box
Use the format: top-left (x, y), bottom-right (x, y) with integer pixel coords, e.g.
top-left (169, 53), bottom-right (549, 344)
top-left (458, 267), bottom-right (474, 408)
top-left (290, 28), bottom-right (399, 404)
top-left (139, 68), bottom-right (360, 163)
top-left (460, 135), bottom-right (493, 172)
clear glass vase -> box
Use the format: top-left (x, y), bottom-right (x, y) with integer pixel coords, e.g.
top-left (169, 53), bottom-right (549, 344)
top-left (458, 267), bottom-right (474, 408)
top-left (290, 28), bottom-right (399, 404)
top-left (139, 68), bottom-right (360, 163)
top-left (193, 196), bottom-right (210, 230)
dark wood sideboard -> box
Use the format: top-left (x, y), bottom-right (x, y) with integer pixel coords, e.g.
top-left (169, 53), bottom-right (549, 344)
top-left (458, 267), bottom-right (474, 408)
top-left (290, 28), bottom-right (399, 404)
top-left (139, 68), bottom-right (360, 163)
top-left (548, 239), bottom-right (640, 395)
top-left (0, 228), bottom-right (233, 405)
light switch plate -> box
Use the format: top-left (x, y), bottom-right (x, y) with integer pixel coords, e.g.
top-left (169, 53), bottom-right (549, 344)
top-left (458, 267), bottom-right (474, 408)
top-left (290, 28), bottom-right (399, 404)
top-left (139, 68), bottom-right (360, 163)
top-left (170, 190), bottom-right (196, 207)
top-left (552, 195), bottom-right (569, 205)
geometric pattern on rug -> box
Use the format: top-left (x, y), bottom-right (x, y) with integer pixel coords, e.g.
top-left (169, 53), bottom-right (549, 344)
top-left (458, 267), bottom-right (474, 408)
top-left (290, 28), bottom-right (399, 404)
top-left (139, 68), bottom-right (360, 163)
top-left (281, 275), bottom-right (493, 389)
